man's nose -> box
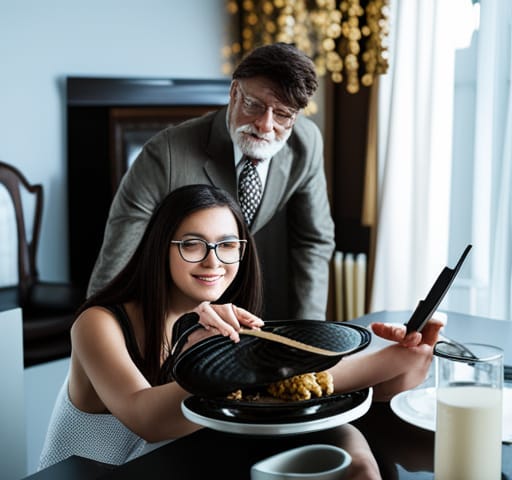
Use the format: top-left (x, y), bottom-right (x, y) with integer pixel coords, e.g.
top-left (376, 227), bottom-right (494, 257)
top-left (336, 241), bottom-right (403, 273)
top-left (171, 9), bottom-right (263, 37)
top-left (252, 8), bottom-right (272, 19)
top-left (253, 107), bottom-right (274, 133)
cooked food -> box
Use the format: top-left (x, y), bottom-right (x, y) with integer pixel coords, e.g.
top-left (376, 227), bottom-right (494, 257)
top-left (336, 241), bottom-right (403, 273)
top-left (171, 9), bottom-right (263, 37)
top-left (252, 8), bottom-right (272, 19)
top-left (226, 389), bottom-right (243, 400)
top-left (267, 371), bottom-right (334, 401)
top-left (315, 371), bottom-right (335, 395)
top-left (226, 371), bottom-right (334, 402)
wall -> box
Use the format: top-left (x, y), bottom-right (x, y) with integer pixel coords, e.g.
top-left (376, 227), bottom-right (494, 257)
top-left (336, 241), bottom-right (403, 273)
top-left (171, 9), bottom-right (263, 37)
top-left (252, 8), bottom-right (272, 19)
top-left (0, 0), bottom-right (229, 282)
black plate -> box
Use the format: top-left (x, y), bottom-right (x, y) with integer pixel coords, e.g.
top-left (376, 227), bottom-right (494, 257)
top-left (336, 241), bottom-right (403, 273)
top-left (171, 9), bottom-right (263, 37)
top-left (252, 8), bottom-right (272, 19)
top-left (173, 320), bottom-right (371, 397)
top-left (182, 388), bottom-right (372, 435)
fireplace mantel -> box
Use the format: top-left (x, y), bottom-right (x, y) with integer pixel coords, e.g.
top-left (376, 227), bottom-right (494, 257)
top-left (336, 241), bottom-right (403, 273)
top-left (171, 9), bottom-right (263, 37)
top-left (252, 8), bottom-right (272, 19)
top-left (67, 77), bottom-right (231, 106)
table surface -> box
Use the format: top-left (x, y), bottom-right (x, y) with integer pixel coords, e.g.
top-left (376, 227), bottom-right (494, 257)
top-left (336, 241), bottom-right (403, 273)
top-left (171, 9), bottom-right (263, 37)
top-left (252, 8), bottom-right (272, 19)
top-left (24, 310), bottom-right (512, 480)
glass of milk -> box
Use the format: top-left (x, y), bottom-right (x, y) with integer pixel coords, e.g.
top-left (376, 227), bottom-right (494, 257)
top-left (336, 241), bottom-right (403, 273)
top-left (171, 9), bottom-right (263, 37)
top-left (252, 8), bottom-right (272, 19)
top-left (433, 341), bottom-right (503, 480)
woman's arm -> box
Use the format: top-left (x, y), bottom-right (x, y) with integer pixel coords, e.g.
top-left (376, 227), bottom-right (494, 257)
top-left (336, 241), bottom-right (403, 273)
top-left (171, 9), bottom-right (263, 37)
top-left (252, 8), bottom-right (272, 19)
top-left (69, 307), bottom-right (199, 443)
top-left (68, 303), bottom-right (264, 443)
top-left (328, 318), bottom-right (444, 401)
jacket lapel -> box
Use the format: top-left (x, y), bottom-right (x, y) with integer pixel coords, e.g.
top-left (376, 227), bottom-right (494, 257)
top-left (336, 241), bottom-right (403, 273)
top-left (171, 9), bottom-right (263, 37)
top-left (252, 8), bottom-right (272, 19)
top-left (203, 108), bottom-right (238, 200)
top-left (251, 143), bottom-right (292, 232)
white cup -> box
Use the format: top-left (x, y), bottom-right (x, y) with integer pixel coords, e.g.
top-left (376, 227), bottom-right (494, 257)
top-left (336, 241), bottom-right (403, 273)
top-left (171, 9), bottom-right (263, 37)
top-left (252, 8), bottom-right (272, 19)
top-left (250, 444), bottom-right (352, 480)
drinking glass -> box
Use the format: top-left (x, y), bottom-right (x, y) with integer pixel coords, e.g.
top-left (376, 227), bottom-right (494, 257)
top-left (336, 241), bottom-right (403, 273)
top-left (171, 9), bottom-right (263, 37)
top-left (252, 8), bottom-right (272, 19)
top-left (433, 342), bottom-right (503, 480)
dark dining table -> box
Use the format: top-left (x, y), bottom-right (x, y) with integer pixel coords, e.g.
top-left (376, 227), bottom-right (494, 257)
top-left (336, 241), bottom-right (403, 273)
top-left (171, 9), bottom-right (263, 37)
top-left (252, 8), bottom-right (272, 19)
top-left (23, 310), bottom-right (512, 480)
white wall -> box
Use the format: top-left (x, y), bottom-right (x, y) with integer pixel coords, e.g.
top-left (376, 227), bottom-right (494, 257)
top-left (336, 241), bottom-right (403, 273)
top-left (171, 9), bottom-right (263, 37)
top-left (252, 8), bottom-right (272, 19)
top-left (0, 0), bottom-right (229, 282)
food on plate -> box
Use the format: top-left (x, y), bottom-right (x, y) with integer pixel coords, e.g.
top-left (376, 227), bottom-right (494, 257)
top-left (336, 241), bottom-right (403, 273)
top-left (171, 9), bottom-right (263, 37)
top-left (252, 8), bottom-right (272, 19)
top-left (226, 389), bottom-right (243, 400)
top-left (268, 371), bottom-right (334, 401)
top-left (226, 371), bottom-right (334, 402)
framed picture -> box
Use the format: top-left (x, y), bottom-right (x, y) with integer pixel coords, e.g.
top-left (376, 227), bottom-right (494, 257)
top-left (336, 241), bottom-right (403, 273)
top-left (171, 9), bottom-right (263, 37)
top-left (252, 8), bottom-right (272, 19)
top-left (108, 106), bottom-right (218, 193)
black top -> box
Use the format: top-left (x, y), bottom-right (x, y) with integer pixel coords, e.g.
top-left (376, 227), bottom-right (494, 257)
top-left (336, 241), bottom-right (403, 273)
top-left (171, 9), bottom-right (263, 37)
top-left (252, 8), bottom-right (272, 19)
top-left (104, 305), bottom-right (174, 386)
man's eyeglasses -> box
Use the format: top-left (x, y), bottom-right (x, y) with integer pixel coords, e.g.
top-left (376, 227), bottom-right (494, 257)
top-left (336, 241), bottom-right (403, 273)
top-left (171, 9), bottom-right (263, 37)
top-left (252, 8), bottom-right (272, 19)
top-left (237, 83), bottom-right (297, 128)
top-left (171, 238), bottom-right (247, 264)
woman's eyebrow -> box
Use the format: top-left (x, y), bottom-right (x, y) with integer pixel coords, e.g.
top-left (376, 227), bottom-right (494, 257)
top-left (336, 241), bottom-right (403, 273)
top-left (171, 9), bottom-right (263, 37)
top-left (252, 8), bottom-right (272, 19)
top-left (180, 233), bottom-right (240, 240)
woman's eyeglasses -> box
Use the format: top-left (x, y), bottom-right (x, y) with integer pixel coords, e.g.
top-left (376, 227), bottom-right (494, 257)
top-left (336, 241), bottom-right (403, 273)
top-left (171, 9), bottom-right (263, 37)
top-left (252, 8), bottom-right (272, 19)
top-left (171, 238), bottom-right (247, 264)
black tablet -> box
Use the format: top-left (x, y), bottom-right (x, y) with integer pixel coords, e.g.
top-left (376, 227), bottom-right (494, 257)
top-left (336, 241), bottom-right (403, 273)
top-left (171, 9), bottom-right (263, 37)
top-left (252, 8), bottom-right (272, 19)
top-left (404, 244), bottom-right (472, 334)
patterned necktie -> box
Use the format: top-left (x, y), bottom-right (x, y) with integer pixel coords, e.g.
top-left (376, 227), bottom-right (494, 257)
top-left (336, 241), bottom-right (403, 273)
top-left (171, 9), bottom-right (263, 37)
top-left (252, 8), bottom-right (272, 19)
top-left (238, 156), bottom-right (262, 226)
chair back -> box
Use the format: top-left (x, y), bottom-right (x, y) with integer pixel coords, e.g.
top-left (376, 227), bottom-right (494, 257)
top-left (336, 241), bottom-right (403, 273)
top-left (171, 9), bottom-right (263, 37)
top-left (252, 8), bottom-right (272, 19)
top-left (0, 161), bottom-right (43, 302)
top-left (0, 182), bottom-right (17, 286)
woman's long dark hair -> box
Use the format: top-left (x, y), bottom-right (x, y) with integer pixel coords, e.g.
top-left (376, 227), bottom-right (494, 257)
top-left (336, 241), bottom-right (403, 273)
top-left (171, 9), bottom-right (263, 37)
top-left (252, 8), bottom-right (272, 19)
top-left (77, 184), bottom-right (263, 385)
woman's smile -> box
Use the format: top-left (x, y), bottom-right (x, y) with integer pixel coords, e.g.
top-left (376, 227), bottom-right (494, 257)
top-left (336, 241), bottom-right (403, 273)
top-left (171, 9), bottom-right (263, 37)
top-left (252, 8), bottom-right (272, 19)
top-left (193, 273), bottom-right (224, 285)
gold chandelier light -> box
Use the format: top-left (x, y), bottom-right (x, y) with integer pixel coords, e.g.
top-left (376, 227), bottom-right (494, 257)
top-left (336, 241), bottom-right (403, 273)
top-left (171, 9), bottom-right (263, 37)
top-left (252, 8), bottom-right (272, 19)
top-left (223, 0), bottom-right (390, 94)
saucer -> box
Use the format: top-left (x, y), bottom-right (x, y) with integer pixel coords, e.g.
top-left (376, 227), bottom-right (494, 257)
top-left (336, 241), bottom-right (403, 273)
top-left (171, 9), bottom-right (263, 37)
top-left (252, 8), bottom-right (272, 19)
top-left (390, 386), bottom-right (512, 442)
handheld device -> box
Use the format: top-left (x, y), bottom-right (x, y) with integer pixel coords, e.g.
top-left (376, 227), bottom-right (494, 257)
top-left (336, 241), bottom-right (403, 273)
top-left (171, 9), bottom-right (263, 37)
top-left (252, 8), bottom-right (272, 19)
top-left (404, 244), bottom-right (472, 334)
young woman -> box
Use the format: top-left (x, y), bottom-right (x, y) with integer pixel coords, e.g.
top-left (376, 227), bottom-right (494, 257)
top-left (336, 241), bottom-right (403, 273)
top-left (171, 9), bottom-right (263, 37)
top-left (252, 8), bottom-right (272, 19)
top-left (38, 184), bottom-right (265, 469)
top-left (39, 184), bottom-right (442, 479)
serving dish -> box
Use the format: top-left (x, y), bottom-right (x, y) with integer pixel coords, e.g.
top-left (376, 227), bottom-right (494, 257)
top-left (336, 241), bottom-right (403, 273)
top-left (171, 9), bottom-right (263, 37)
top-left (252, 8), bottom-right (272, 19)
top-left (182, 387), bottom-right (373, 435)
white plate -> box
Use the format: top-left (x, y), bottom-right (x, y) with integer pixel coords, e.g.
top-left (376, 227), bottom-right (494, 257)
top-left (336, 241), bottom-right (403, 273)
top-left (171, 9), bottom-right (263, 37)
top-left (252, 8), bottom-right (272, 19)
top-left (390, 386), bottom-right (512, 442)
top-left (182, 388), bottom-right (373, 436)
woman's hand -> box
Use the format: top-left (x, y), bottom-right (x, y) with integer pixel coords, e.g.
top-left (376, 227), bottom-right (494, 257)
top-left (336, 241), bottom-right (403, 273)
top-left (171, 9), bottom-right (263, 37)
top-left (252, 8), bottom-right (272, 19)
top-left (367, 317), bottom-right (444, 401)
top-left (329, 317), bottom-right (445, 401)
top-left (192, 301), bottom-right (264, 342)
top-left (370, 316), bottom-right (444, 347)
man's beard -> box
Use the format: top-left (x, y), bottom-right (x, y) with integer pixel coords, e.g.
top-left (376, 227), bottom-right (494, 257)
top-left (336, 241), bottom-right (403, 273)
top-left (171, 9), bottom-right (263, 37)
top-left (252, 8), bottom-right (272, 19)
top-left (230, 122), bottom-right (292, 160)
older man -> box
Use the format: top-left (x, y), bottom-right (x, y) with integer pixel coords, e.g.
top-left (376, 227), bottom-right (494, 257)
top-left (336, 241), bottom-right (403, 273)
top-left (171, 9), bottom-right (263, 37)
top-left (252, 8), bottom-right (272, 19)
top-left (88, 42), bottom-right (335, 320)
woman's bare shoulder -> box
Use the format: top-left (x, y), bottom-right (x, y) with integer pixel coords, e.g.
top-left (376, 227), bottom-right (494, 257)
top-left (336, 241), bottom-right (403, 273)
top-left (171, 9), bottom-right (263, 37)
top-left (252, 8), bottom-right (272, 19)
top-left (71, 305), bottom-right (125, 345)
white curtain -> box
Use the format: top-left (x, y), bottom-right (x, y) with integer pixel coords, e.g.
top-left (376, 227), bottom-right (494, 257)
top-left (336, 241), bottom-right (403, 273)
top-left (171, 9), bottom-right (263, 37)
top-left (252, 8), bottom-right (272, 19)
top-left (371, 0), bottom-right (457, 312)
top-left (371, 0), bottom-right (512, 321)
top-left (483, 0), bottom-right (512, 320)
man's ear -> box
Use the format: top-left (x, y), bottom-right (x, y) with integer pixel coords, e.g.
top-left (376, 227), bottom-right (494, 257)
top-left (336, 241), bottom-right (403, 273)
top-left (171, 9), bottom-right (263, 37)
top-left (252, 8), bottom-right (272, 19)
top-left (229, 80), bottom-right (238, 100)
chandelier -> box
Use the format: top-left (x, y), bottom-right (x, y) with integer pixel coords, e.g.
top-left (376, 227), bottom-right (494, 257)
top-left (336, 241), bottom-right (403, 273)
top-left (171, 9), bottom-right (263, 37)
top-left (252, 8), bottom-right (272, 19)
top-left (223, 0), bottom-right (390, 94)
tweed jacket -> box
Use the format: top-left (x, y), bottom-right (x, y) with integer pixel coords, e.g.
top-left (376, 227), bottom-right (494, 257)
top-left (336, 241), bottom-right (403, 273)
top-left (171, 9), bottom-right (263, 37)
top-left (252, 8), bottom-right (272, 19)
top-left (88, 106), bottom-right (335, 320)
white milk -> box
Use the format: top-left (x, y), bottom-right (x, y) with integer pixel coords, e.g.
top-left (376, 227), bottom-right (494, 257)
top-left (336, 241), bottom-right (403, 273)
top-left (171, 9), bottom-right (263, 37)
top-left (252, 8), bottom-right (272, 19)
top-left (434, 386), bottom-right (502, 480)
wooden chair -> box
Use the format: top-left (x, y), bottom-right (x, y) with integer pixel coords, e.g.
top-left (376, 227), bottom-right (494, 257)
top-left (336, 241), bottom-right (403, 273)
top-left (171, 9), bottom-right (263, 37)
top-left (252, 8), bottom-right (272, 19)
top-left (0, 161), bottom-right (85, 367)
